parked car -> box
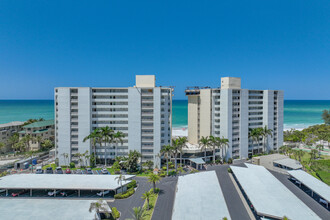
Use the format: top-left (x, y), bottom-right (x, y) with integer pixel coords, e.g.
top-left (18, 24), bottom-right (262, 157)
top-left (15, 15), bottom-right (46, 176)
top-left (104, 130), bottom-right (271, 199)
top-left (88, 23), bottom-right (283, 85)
top-left (45, 167), bottom-right (53, 174)
top-left (60, 191), bottom-right (76, 197)
top-left (35, 166), bottom-right (43, 174)
top-left (56, 167), bottom-right (63, 174)
top-left (75, 169), bottom-right (82, 174)
top-left (12, 190), bottom-right (28, 197)
top-left (65, 168), bottom-right (71, 174)
top-left (97, 190), bottom-right (110, 197)
top-left (101, 168), bottom-right (108, 175)
top-left (48, 190), bottom-right (61, 196)
top-left (86, 168), bottom-right (93, 175)
top-left (0, 189), bottom-right (6, 194)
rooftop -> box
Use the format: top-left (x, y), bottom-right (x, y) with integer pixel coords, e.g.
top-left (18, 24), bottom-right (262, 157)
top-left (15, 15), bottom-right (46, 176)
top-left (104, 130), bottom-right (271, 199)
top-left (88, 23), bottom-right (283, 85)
top-left (172, 171), bottom-right (231, 220)
top-left (0, 199), bottom-right (100, 220)
top-left (288, 169), bottom-right (330, 202)
top-left (22, 119), bottom-right (54, 128)
top-left (230, 163), bottom-right (320, 219)
top-left (0, 121), bottom-right (24, 128)
top-left (273, 158), bottom-right (303, 170)
top-left (0, 174), bottom-right (134, 190)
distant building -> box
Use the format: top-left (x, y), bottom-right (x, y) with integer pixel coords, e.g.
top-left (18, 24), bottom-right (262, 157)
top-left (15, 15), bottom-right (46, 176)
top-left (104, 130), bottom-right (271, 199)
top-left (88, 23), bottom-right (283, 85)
top-left (55, 75), bottom-right (173, 167)
top-left (0, 121), bottom-right (24, 151)
top-left (19, 119), bottom-right (55, 151)
top-left (185, 77), bottom-right (284, 160)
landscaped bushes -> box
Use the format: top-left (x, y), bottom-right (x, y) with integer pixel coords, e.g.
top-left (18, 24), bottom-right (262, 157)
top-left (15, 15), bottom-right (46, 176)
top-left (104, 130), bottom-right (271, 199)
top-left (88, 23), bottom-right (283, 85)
top-left (114, 188), bottom-right (134, 199)
top-left (127, 180), bottom-right (137, 189)
top-left (111, 207), bottom-right (120, 220)
top-left (70, 162), bottom-right (75, 168)
top-left (227, 168), bottom-right (232, 173)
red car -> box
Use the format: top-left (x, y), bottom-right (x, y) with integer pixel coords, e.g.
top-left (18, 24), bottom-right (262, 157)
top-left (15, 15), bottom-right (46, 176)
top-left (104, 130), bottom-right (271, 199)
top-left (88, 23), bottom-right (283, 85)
top-left (65, 168), bottom-right (71, 174)
top-left (12, 189), bottom-right (28, 197)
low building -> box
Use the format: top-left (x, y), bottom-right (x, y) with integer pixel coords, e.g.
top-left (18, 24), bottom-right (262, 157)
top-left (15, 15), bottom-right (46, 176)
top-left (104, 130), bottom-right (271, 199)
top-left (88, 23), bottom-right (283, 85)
top-left (19, 120), bottom-right (55, 151)
top-left (0, 121), bottom-right (24, 151)
top-left (252, 153), bottom-right (302, 173)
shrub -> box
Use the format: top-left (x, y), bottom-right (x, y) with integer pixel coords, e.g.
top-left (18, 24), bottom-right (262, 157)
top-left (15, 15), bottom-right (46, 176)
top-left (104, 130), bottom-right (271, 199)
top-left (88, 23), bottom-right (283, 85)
top-left (227, 158), bottom-right (233, 164)
top-left (127, 180), bottom-right (137, 189)
top-left (111, 207), bottom-right (120, 220)
top-left (162, 166), bottom-right (167, 171)
top-left (114, 188), bottom-right (134, 199)
top-left (168, 162), bottom-right (174, 169)
top-left (215, 159), bottom-right (221, 164)
top-left (227, 168), bottom-right (232, 173)
top-left (160, 172), bottom-right (166, 177)
top-left (70, 162), bottom-right (75, 168)
top-left (114, 169), bottom-right (121, 174)
top-left (112, 161), bottom-right (121, 170)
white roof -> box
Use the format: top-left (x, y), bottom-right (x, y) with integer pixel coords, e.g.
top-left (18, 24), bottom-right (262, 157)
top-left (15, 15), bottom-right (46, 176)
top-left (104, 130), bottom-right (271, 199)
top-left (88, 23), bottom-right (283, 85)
top-left (274, 158), bottom-right (303, 170)
top-left (0, 121), bottom-right (24, 128)
top-left (230, 163), bottom-right (320, 220)
top-left (288, 169), bottom-right (330, 202)
top-left (0, 174), bottom-right (134, 190)
top-left (172, 171), bottom-right (231, 220)
top-left (0, 199), bottom-right (101, 220)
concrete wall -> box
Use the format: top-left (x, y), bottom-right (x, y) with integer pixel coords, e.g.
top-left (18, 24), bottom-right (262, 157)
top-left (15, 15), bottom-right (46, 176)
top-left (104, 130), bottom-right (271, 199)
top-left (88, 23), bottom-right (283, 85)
top-left (220, 89), bottom-right (233, 158)
top-left (56, 88), bottom-right (71, 165)
top-left (263, 90), bottom-right (274, 152)
top-left (239, 89), bottom-right (249, 159)
top-left (128, 88), bottom-right (142, 153)
top-left (199, 89), bottom-right (212, 139)
top-left (188, 95), bottom-right (199, 144)
top-left (277, 90), bottom-right (284, 149)
top-left (153, 88), bottom-right (161, 168)
top-left (221, 77), bottom-right (241, 89)
top-left (135, 75), bottom-right (155, 87)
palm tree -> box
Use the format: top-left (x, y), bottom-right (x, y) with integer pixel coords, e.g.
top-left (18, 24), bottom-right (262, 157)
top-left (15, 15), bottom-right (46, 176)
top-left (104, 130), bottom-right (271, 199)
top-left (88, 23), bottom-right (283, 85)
top-left (249, 128), bottom-right (263, 154)
top-left (35, 136), bottom-right (43, 149)
top-left (296, 150), bottom-right (305, 162)
top-left (316, 144), bottom-right (324, 158)
top-left (171, 138), bottom-right (181, 173)
top-left (209, 136), bottom-right (221, 163)
top-left (309, 149), bottom-right (318, 163)
top-left (178, 137), bottom-right (187, 167)
top-left (131, 207), bottom-right (146, 220)
top-left (199, 136), bottom-right (210, 162)
top-left (262, 126), bottom-right (273, 153)
top-left (115, 174), bottom-right (125, 193)
top-left (89, 199), bottom-right (109, 219)
top-left (41, 139), bottom-right (53, 150)
top-left (113, 131), bottom-right (125, 159)
top-left (160, 145), bottom-right (172, 176)
top-left (100, 126), bottom-right (114, 166)
top-left (219, 137), bottom-right (229, 160)
top-left (22, 134), bottom-right (33, 151)
top-left (83, 128), bottom-right (101, 167)
top-left (141, 191), bottom-right (151, 210)
top-left (0, 142), bottom-right (6, 154)
top-left (148, 173), bottom-right (160, 193)
top-left (7, 133), bottom-right (19, 152)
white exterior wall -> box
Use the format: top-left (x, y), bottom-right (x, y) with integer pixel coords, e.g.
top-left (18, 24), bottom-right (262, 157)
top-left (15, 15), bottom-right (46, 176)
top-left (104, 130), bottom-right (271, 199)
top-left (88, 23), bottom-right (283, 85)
top-left (56, 88), bottom-right (71, 165)
top-left (220, 89), bottom-right (233, 158)
top-left (239, 89), bottom-right (249, 159)
top-left (263, 90), bottom-right (274, 151)
top-left (277, 91), bottom-right (284, 149)
top-left (153, 88), bottom-right (161, 168)
top-left (128, 88), bottom-right (141, 153)
top-left (77, 88), bottom-right (92, 165)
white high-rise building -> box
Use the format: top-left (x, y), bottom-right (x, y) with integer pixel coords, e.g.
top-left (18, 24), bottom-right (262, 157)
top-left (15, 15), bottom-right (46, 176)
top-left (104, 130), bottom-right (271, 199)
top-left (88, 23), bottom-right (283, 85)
top-left (55, 75), bottom-right (173, 167)
top-left (185, 77), bottom-right (283, 159)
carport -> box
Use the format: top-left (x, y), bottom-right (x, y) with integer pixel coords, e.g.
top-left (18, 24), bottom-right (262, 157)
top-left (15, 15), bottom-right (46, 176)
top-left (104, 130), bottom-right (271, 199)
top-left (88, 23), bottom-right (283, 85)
top-left (273, 158), bottom-right (303, 170)
top-left (0, 174), bottom-right (134, 198)
top-left (288, 170), bottom-right (330, 209)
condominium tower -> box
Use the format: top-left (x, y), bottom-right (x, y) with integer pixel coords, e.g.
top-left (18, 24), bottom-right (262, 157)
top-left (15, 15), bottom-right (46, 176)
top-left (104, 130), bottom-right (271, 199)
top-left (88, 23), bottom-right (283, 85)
top-left (185, 77), bottom-right (283, 159)
top-left (55, 75), bottom-right (173, 167)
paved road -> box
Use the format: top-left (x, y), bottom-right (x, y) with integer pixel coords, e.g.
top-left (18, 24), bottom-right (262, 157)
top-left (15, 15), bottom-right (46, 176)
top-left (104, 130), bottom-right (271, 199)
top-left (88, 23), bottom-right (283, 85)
top-left (270, 170), bottom-right (330, 220)
top-left (153, 176), bottom-right (178, 220)
top-left (207, 165), bottom-right (250, 220)
top-left (108, 177), bottom-right (151, 220)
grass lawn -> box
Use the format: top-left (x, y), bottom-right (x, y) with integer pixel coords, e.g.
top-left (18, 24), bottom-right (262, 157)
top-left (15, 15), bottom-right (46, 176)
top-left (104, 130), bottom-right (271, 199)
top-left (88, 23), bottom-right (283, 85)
top-left (142, 189), bottom-right (159, 220)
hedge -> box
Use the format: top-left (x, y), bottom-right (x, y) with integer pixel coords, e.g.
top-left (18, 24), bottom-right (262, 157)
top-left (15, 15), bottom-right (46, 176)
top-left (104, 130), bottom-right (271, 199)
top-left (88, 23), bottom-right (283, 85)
top-left (114, 188), bottom-right (134, 199)
top-left (111, 207), bottom-right (120, 220)
top-left (127, 180), bottom-right (137, 189)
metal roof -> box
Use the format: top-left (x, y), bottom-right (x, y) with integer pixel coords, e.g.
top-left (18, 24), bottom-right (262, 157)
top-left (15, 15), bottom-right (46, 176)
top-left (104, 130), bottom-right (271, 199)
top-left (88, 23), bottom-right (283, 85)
top-left (273, 158), bottom-right (303, 170)
top-left (0, 174), bottom-right (134, 190)
top-left (230, 163), bottom-right (320, 220)
top-left (172, 171), bottom-right (231, 220)
top-left (288, 169), bottom-right (330, 202)
top-left (189, 157), bottom-right (206, 164)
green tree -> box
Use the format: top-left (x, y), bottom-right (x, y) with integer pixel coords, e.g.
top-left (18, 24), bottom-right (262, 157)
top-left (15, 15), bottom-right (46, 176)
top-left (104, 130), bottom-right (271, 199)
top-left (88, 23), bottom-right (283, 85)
top-left (209, 136), bottom-right (222, 163)
top-left (100, 126), bottom-right (114, 166)
top-left (131, 207), bottom-right (146, 220)
top-left (7, 133), bottom-right (19, 152)
top-left (41, 139), bottom-right (53, 150)
top-left (89, 199), bottom-right (110, 219)
top-left (0, 142), bottom-right (5, 154)
top-left (178, 136), bottom-right (188, 167)
top-left (199, 136), bottom-right (210, 162)
top-left (160, 145), bottom-right (172, 176)
top-left (309, 149), bottom-right (318, 163)
top-left (143, 160), bottom-right (154, 170)
top-left (141, 191), bottom-right (151, 210)
top-left (322, 109), bottom-right (330, 125)
top-left (249, 128), bottom-right (263, 154)
top-left (115, 174), bottom-right (125, 193)
top-left (171, 138), bottom-right (180, 173)
top-left (126, 150), bottom-right (141, 172)
top-left (113, 131), bottom-right (125, 158)
top-left (83, 128), bottom-right (102, 167)
top-left (218, 137), bottom-right (229, 160)
top-left (148, 173), bottom-right (160, 193)
top-left (262, 125), bottom-right (273, 153)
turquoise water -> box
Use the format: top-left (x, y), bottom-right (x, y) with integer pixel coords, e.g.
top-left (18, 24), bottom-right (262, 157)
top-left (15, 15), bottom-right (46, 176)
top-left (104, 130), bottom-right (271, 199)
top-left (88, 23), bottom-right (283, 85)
top-left (0, 100), bottom-right (329, 130)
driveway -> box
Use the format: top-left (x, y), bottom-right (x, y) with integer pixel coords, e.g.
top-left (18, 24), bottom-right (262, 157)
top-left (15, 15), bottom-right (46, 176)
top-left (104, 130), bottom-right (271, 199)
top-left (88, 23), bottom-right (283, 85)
top-left (153, 176), bottom-right (178, 220)
top-left (108, 177), bottom-right (151, 220)
top-left (207, 164), bottom-right (250, 220)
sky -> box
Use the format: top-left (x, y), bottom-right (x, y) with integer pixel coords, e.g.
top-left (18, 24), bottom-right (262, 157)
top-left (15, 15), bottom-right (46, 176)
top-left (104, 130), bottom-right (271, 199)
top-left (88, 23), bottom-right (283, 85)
top-left (0, 0), bottom-right (329, 100)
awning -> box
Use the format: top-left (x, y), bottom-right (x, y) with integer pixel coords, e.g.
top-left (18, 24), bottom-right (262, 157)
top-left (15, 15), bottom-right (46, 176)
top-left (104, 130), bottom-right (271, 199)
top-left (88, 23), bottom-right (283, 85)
top-left (189, 158), bottom-right (205, 164)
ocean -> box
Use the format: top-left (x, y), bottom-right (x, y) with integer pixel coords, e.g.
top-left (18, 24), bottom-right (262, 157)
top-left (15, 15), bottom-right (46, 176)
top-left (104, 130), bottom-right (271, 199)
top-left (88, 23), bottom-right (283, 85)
top-left (0, 100), bottom-right (329, 131)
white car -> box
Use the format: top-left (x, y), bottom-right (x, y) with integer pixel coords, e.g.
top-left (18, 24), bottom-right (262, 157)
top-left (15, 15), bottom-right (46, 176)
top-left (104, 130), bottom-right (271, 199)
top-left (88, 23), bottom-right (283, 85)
top-left (97, 190), bottom-right (110, 197)
top-left (48, 190), bottom-right (60, 196)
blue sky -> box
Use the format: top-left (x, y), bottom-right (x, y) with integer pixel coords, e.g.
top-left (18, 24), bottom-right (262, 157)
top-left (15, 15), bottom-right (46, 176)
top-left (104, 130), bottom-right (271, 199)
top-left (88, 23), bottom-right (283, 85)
top-left (0, 0), bottom-right (329, 100)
